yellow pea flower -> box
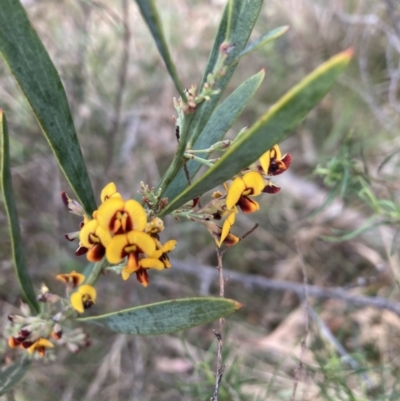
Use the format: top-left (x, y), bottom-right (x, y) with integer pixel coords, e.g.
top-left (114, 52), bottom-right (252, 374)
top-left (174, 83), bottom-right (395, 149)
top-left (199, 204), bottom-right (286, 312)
top-left (70, 285), bottom-right (97, 314)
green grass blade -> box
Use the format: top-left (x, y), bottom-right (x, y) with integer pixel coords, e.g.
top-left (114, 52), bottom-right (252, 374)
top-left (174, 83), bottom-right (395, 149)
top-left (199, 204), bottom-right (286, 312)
top-left (79, 297), bottom-right (242, 335)
top-left (0, 358), bottom-right (30, 396)
top-left (1, 110), bottom-right (39, 313)
top-left (321, 217), bottom-right (387, 242)
top-left (135, 0), bottom-right (186, 102)
top-left (160, 49), bottom-right (353, 215)
top-left (185, 0), bottom-right (264, 149)
top-left (0, 0), bottom-right (96, 216)
top-left (231, 25), bottom-right (290, 62)
top-left (163, 69), bottom-right (265, 202)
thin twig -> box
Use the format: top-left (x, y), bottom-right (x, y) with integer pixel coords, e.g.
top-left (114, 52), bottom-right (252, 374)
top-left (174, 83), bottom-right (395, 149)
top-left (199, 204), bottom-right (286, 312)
top-left (211, 249), bottom-right (226, 401)
top-left (290, 241), bottom-right (310, 401)
top-left (240, 223), bottom-right (259, 241)
top-left (105, 0), bottom-right (130, 176)
top-left (170, 259), bottom-right (400, 316)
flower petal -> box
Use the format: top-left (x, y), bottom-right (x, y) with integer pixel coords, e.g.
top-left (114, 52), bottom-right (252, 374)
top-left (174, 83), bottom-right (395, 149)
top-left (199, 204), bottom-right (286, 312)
top-left (87, 243), bottom-right (106, 262)
top-left (263, 183), bottom-right (281, 194)
top-left (126, 231), bottom-right (156, 255)
top-left (259, 149), bottom-right (271, 175)
top-left (223, 232), bottom-right (240, 247)
top-left (136, 268), bottom-right (149, 287)
top-left (226, 177), bottom-right (246, 210)
top-left (71, 285), bottom-right (97, 312)
top-left (242, 171), bottom-right (265, 196)
top-left (100, 182), bottom-right (122, 203)
top-left (160, 240), bottom-right (177, 253)
top-left (27, 338), bottom-right (54, 355)
top-left (79, 284), bottom-right (97, 301)
top-left (140, 257), bottom-right (165, 270)
top-left (56, 271), bottom-right (85, 287)
top-left (79, 219), bottom-right (99, 248)
top-left (106, 234), bottom-right (129, 264)
top-left (96, 225), bottom-right (112, 248)
top-left (70, 292), bottom-right (84, 313)
top-left (124, 200), bottom-right (148, 231)
top-left (218, 211), bottom-right (236, 247)
top-left (238, 196), bottom-right (259, 213)
top-left (96, 197), bottom-right (125, 231)
top-left (270, 144), bottom-right (282, 160)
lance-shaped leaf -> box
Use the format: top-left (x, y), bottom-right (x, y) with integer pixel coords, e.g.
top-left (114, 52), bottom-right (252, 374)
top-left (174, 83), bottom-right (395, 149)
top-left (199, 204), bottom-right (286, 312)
top-left (135, 0), bottom-right (186, 102)
top-left (185, 0), bottom-right (264, 148)
top-left (1, 110), bottom-right (39, 313)
top-left (231, 25), bottom-right (290, 63)
top-left (0, 0), bottom-right (96, 216)
top-left (157, 0), bottom-right (264, 194)
top-left (160, 49), bottom-right (353, 216)
top-left (79, 297), bottom-right (241, 335)
top-left (163, 69), bottom-right (265, 202)
top-left (0, 358), bottom-right (30, 396)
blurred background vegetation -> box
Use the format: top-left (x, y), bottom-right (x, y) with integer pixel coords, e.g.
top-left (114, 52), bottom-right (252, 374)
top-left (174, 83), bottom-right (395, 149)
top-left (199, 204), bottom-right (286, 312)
top-left (2, 0), bottom-right (400, 399)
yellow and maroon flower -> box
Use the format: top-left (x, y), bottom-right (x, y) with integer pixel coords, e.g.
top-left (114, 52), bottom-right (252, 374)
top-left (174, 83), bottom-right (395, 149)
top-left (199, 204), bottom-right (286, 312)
top-left (106, 231), bottom-right (156, 281)
top-left (259, 144), bottom-right (291, 176)
top-left (202, 220), bottom-right (240, 247)
top-left (134, 239), bottom-right (177, 287)
top-left (79, 219), bottom-right (112, 262)
top-left (218, 209), bottom-right (237, 247)
top-left (96, 198), bottom-right (147, 235)
top-left (140, 239), bottom-right (177, 269)
top-left (100, 182), bottom-right (122, 203)
top-left (27, 338), bottom-right (54, 357)
top-left (70, 284), bottom-right (97, 314)
top-left (226, 171), bottom-right (265, 213)
top-left (56, 270), bottom-right (85, 288)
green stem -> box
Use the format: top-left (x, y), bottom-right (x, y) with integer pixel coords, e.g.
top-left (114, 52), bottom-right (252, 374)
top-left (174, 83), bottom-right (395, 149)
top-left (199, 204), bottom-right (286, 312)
top-left (184, 152), bottom-right (215, 168)
top-left (186, 148), bottom-right (212, 154)
top-left (85, 257), bottom-right (109, 287)
top-left (157, 114), bottom-right (194, 194)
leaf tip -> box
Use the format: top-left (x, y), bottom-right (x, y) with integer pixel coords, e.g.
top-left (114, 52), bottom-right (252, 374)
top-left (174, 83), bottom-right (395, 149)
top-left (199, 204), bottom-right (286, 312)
top-left (341, 47), bottom-right (354, 60)
top-left (234, 301), bottom-right (244, 310)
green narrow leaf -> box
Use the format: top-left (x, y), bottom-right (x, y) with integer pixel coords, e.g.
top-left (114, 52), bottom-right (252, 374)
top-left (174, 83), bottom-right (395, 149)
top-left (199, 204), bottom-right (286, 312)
top-left (0, 0), bottom-right (96, 216)
top-left (160, 49), bottom-right (353, 215)
top-left (1, 110), bottom-right (39, 313)
top-left (0, 358), bottom-right (30, 396)
top-left (185, 0), bottom-right (264, 148)
top-left (231, 25), bottom-right (290, 62)
top-left (321, 217), bottom-right (388, 242)
top-left (157, 0), bottom-right (264, 195)
top-left (163, 69), bottom-right (265, 202)
top-left (79, 297), bottom-right (242, 335)
top-left (135, 0), bottom-right (186, 102)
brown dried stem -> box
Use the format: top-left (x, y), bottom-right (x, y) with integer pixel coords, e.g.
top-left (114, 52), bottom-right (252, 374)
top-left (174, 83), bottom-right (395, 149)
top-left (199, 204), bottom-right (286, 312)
top-left (290, 241), bottom-right (310, 401)
top-left (211, 248), bottom-right (226, 401)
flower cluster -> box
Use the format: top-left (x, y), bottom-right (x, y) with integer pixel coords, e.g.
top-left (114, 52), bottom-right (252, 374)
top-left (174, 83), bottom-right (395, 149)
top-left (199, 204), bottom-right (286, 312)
top-left (193, 144), bottom-right (291, 247)
top-left (64, 182), bottom-right (177, 288)
top-left (7, 295), bottom-right (90, 358)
